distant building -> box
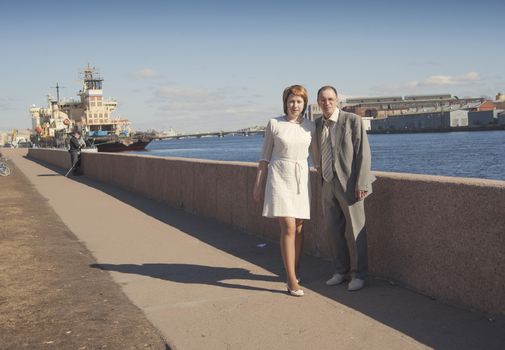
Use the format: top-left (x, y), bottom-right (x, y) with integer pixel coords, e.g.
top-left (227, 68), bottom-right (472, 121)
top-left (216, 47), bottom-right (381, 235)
top-left (343, 94), bottom-right (483, 119)
top-left (307, 104), bottom-right (323, 121)
top-left (306, 103), bottom-right (371, 130)
top-left (498, 112), bottom-right (505, 125)
top-left (0, 132), bottom-right (7, 146)
top-left (157, 128), bottom-right (178, 137)
top-left (468, 110), bottom-right (496, 126)
top-left (404, 94), bottom-right (452, 101)
top-left (493, 93), bottom-right (505, 110)
top-left (477, 101), bottom-right (496, 111)
top-left (346, 96), bottom-right (403, 104)
top-left (450, 110), bottom-right (469, 127)
top-left (361, 117), bottom-right (372, 131)
top-left (370, 110), bottom-right (469, 131)
top-left (0, 129), bottom-right (31, 147)
top-left (14, 129), bottom-right (32, 146)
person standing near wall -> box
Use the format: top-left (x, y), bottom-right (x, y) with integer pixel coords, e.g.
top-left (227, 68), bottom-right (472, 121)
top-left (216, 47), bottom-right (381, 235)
top-left (253, 85), bottom-right (317, 297)
top-left (315, 85), bottom-right (375, 291)
top-left (68, 130), bottom-right (83, 176)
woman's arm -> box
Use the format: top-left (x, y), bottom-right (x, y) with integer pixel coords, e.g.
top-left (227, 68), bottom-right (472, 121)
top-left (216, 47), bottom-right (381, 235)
top-left (253, 119), bottom-right (275, 203)
top-left (253, 160), bottom-right (268, 203)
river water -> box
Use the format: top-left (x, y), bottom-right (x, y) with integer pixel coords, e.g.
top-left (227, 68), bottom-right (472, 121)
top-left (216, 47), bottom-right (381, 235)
top-left (133, 131), bottom-right (505, 181)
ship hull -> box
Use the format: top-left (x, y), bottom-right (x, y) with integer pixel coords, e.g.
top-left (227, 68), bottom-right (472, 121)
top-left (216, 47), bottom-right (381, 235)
top-left (94, 139), bottom-right (151, 152)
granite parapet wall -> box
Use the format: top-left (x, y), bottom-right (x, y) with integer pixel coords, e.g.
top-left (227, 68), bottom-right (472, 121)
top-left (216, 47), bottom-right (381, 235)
top-left (27, 149), bottom-right (505, 315)
top-left (28, 148), bottom-right (71, 169)
top-left (366, 172), bottom-right (505, 315)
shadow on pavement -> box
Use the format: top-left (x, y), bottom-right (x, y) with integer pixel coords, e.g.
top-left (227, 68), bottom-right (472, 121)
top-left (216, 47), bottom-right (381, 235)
top-left (91, 263), bottom-right (283, 294)
top-left (27, 157), bottom-right (505, 350)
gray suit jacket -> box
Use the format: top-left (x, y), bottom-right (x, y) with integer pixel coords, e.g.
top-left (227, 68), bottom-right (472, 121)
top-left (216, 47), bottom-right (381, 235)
top-left (315, 111), bottom-right (376, 204)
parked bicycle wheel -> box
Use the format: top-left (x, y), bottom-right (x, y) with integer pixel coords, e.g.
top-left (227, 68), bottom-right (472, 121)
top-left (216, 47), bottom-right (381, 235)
top-left (0, 163), bottom-right (11, 176)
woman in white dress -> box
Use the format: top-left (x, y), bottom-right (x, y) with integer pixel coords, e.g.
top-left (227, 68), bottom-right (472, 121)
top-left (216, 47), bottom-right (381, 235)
top-left (253, 85), bottom-right (317, 297)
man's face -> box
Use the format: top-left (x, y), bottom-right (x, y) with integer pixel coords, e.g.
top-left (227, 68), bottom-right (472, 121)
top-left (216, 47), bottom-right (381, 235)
top-left (317, 89), bottom-right (338, 118)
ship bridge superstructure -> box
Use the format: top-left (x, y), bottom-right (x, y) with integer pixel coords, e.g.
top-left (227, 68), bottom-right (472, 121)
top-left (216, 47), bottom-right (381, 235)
top-left (75, 65), bottom-right (122, 132)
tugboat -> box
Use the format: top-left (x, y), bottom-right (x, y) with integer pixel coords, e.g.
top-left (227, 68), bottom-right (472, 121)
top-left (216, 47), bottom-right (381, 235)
top-left (29, 65), bottom-right (151, 152)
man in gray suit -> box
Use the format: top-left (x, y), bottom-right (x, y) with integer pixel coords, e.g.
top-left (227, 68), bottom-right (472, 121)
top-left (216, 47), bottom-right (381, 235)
top-left (315, 86), bottom-right (376, 291)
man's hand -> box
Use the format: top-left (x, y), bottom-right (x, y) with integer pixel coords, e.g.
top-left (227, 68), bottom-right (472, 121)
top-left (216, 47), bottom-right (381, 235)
top-left (356, 190), bottom-right (368, 201)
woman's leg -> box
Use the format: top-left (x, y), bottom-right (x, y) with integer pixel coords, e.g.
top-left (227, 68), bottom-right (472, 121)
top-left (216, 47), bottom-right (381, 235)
top-left (294, 219), bottom-right (304, 280)
top-left (279, 217), bottom-right (300, 290)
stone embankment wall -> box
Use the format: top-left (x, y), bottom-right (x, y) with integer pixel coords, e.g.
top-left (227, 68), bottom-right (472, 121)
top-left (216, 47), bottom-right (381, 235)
top-left (27, 148), bottom-right (505, 315)
top-left (28, 148), bottom-right (71, 169)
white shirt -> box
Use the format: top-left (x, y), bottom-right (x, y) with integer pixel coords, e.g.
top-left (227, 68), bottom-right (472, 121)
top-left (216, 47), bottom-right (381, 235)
top-left (323, 108), bottom-right (340, 149)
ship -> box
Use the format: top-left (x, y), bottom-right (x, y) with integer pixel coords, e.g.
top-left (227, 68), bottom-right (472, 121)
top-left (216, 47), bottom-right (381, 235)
top-left (91, 136), bottom-right (152, 152)
top-left (29, 65), bottom-right (151, 152)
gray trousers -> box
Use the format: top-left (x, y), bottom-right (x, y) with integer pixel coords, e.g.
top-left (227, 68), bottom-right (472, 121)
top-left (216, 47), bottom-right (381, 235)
top-left (322, 178), bottom-right (368, 279)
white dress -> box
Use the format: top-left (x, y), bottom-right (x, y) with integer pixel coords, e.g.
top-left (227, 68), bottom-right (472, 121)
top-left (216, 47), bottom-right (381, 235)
top-left (260, 116), bottom-right (316, 219)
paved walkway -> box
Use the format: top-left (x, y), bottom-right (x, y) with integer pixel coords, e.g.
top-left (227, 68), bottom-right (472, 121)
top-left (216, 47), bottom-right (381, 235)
top-left (3, 148), bottom-right (505, 349)
top-left (0, 152), bottom-right (167, 349)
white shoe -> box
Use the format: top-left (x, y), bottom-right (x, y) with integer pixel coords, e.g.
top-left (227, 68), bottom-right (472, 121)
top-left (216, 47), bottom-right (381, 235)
top-left (347, 278), bottom-right (365, 291)
top-left (325, 273), bottom-right (347, 286)
top-left (286, 285), bottom-right (304, 297)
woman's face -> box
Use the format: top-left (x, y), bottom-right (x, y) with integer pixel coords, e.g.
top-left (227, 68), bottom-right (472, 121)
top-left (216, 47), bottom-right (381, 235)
top-left (286, 94), bottom-right (305, 118)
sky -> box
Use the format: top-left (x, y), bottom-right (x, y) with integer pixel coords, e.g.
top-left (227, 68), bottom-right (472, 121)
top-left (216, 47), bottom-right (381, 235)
top-left (1, 0), bottom-right (504, 133)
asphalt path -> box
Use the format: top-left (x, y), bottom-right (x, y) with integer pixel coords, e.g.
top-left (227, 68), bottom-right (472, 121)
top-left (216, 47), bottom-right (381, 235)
top-left (0, 150), bottom-right (168, 349)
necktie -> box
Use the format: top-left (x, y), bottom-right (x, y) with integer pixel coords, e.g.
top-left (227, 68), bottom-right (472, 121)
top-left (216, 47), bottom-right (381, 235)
top-left (321, 119), bottom-right (334, 182)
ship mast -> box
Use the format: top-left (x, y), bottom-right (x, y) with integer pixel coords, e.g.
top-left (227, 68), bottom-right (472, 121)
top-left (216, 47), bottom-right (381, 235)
top-left (50, 82), bottom-right (65, 103)
top-left (82, 64), bottom-right (103, 91)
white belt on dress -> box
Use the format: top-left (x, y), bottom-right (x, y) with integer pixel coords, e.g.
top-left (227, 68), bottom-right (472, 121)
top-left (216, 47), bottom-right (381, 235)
top-left (271, 157), bottom-right (306, 194)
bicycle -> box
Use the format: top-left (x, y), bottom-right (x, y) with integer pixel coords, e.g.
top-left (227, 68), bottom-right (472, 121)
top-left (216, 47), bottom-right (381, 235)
top-left (0, 157), bottom-right (11, 176)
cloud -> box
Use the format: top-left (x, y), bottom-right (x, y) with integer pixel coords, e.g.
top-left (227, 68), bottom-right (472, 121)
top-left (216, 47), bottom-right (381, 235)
top-left (370, 72), bottom-right (483, 96)
top-left (141, 84), bottom-right (277, 132)
top-left (152, 85), bottom-right (266, 110)
top-left (156, 85), bottom-right (209, 98)
top-left (130, 68), bottom-right (160, 79)
top-left (408, 72), bottom-right (480, 88)
top-left (222, 107), bottom-right (259, 114)
top-left (136, 104), bottom-right (275, 133)
top-left (154, 99), bottom-right (265, 117)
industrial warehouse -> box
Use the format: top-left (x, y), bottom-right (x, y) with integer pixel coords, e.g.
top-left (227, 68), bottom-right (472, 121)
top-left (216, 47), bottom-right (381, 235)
top-left (307, 93), bottom-right (505, 133)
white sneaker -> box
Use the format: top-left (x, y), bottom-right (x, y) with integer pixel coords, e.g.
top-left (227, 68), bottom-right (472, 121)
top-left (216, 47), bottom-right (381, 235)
top-left (347, 278), bottom-right (365, 291)
top-left (325, 273), bottom-right (347, 286)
